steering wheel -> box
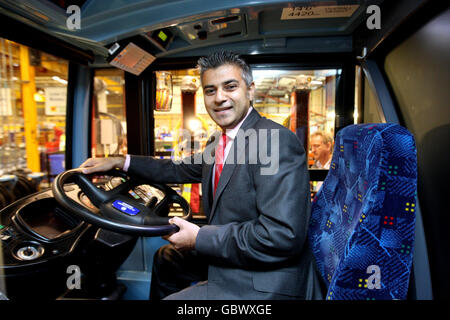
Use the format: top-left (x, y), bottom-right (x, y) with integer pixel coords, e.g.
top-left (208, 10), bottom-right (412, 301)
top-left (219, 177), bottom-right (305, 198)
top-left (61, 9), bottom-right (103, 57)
top-left (52, 168), bottom-right (191, 236)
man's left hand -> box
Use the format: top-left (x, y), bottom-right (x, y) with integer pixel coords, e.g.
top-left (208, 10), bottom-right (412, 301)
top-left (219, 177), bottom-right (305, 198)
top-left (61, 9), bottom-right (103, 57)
top-left (163, 217), bottom-right (200, 251)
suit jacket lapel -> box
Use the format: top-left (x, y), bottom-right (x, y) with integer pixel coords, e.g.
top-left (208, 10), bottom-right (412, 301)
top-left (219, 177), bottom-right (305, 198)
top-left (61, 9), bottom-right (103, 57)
top-left (208, 108), bottom-right (261, 223)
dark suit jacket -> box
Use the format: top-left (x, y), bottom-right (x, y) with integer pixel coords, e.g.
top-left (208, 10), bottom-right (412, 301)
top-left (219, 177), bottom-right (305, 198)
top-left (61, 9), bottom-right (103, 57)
top-left (128, 109), bottom-right (324, 299)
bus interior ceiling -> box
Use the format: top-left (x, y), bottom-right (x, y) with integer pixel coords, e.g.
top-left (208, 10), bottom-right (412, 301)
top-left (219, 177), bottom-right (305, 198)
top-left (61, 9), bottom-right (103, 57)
top-left (0, 0), bottom-right (448, 300)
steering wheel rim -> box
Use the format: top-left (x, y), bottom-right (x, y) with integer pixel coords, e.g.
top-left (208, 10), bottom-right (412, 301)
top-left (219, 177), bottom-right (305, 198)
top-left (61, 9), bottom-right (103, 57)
top-left (52, 168), bottom-right (191, 236)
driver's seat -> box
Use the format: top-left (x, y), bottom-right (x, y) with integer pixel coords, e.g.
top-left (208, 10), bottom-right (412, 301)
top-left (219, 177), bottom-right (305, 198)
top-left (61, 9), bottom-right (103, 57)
top-left (308, 123), bottom-right (417, 300)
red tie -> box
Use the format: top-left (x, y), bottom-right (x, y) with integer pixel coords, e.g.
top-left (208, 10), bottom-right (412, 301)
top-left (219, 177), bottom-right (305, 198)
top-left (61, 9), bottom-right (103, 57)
top-left (214, 133), bottom-right (227, 196)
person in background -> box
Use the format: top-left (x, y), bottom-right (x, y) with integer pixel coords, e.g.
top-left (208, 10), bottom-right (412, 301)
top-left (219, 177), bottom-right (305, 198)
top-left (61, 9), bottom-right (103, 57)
top-left (310, 131), bottom-right (333, 170)
top-left (310, 131), bottom-right (333, 194)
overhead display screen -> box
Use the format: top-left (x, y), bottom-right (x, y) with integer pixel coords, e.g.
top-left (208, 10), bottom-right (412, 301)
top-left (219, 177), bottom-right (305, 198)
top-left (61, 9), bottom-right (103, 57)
top-left (109, 43), bottom-right (156, 75)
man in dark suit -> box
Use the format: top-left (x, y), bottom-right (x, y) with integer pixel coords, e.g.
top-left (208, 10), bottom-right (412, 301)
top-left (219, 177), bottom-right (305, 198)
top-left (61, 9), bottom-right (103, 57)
top-left (80, 51), bottom-right (323, 300)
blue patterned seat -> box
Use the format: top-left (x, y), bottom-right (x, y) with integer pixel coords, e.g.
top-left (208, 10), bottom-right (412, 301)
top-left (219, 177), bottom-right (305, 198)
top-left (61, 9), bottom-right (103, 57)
top-left (308, 123), bottom-right (417, 300)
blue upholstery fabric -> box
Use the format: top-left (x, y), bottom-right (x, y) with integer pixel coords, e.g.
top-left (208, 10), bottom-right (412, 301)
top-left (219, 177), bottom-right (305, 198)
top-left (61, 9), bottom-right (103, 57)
top-left (308, 123), bottom-right (417, 300)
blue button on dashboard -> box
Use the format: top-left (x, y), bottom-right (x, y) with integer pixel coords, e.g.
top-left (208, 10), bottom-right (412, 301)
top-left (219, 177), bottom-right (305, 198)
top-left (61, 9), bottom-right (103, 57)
top-left (112, 200), bottom-right (140, 215)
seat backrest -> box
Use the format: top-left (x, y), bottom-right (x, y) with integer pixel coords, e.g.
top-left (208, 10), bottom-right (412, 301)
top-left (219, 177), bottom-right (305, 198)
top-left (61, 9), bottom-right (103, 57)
top-left (308, 123), bottom-right (417, 300)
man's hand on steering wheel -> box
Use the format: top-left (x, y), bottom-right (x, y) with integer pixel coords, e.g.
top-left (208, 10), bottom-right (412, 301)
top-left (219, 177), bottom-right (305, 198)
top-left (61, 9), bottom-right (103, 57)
top-left (163, 217), bottom-right (200, 251)
top-left (80, 157), bottom-right (125, 174)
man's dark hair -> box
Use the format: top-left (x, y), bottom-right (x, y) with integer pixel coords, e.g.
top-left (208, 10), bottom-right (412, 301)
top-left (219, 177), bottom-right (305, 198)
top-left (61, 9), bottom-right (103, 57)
top-left (197, 51), bottom-right (253, 87)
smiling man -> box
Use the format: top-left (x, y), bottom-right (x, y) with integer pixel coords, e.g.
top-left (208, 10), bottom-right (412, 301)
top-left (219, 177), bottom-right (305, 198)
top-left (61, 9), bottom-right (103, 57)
top-left (202, 61), bottom-right (254, 130)
top-left (80, 51), bottom-right (323, 300)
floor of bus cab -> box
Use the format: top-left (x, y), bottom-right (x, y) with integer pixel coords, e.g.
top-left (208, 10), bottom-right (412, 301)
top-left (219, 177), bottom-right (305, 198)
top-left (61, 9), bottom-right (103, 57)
top-left (116, 237), bottom-right (168, 300)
